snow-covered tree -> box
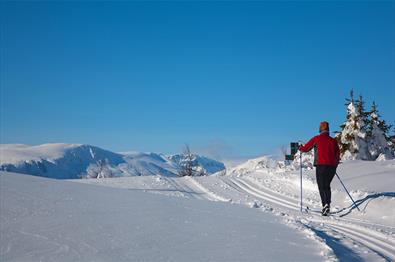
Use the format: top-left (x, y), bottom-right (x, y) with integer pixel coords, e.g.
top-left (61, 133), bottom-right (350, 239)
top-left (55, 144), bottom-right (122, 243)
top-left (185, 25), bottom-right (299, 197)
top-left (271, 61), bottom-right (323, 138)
top-left (335, 91), bottom-right (370, 160)
top-left (85, 159), bottom-right (113, 178)
top-left (367, 102), bottom-right (394, 160)
top-left (178, 144), bottom-right (208, 177)
top-left (178, 144), bottom-right (194, 176)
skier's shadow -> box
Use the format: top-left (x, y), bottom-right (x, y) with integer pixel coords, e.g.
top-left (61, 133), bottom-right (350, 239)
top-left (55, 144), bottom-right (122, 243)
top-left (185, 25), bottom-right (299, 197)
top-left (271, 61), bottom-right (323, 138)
top-left (304, 225), bottom-right (364, 262)
top-left (336, 192), bottom-right (395, 217)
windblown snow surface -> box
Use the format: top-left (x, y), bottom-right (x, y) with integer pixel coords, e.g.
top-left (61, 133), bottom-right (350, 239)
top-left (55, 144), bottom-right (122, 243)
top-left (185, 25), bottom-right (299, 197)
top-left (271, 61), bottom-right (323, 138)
top-left (1, 153), bottom-right (394, 261)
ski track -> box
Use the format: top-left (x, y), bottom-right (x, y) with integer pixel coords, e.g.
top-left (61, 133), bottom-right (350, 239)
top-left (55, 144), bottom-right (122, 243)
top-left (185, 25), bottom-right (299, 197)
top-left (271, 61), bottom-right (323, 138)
top-left (304, 216), bottom-right (395, 261)
top-left (162, 177), bottom-right (215, 201)
top-left (234, 177), bottom-right (395, 231)
top-left (184, 177), bottom-right (231, 202)
top-left (75, 172), bottom-right (394, 261)
top-left (232, 177), bottom-right (301, 210)
top-left (160, 177), bottom-right (197, 199)
top-left (208, 175), bottom-right (395, 262)
top-left (326, 223), bottom-right (395, 261)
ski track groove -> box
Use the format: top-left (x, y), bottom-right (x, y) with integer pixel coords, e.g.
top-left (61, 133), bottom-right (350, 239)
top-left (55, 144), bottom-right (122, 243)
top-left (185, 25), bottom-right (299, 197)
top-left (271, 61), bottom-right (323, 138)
top-left (216, 175), bottom-right (394, 261)
top-left (323, 220), bottom-right (395, 244)
top-left (224, 177), bottom-right (300, 210)
top-left (239, 176), bottom-right (395, 230)
top-left (326, 223), bottom-right (395, 261)
top-left (306, 216), bottom-right (395, 261)
top-left (243, 176), bottom-right (301, 202)
top-left (161, 177), bottom-right (203, 200)
top-left (184, 177), bottom-right (230, 202)
top-left (234, 177), bottom-right (301, 208)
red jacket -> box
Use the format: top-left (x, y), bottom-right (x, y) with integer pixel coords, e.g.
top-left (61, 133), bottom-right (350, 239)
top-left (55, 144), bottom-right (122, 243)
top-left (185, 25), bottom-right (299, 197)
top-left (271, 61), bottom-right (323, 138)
top-left (299, 132), bottom-right (340, 167)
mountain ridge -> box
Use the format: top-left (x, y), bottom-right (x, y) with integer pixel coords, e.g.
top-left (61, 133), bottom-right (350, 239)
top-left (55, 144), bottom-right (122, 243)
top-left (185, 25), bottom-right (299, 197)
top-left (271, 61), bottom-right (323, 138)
top-left (0, 143), bottom-right (225, 179)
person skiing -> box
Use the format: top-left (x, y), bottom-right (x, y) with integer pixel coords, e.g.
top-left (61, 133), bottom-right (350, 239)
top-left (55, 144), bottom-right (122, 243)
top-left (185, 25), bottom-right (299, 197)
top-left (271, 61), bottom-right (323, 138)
top-left (299, 121), bottom-right (340, 216)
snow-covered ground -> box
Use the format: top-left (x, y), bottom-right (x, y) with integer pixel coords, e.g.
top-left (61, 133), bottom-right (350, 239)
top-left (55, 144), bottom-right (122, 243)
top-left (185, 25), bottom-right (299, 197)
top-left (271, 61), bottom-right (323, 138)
top-left (1, 144), bottom-right (394, 261)
top-left (75, 159), bottom-right (395, 261)
top-left (1, 171), bottom-right (325, 262)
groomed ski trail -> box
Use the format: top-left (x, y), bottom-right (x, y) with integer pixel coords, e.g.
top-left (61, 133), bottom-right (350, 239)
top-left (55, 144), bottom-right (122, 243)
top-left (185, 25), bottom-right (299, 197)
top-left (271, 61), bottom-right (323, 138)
top-left (214, 175), bottom-right (395, 261)
top-left (161, 176), bottom-right (230, 202)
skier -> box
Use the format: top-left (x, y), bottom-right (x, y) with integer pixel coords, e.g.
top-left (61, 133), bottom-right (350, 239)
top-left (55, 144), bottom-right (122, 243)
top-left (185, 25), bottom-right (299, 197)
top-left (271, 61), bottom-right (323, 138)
top-left (299, 121), bottom-right (340, 216)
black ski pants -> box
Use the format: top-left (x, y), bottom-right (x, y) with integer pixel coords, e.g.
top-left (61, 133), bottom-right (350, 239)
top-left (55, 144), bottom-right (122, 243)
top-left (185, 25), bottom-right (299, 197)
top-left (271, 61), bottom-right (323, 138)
top-left (316, 165), bottom-right (336, 207)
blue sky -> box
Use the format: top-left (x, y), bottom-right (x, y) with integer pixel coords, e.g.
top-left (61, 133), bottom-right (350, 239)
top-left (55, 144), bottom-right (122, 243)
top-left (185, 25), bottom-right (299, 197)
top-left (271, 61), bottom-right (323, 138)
top-left (1, 1), bottom-right (394, 158)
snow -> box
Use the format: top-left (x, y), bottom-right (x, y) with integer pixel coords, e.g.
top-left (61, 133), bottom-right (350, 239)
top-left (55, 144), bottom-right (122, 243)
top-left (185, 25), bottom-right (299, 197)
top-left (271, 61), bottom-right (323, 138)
top-left (169, 154), bottom-right (226, 175)
top-left (0, 143), bottom-right (82, 165)
top-left (1, 144), bottom-right (394, 261)
top-left (1, 171), bottom-right (324, 262)
top-left (75, 157), bottom-right (395, 261)
top-left (338, 102), bottom-right (371, 160)
top-left (0, 144), bottom-right (225, 179)
top-left (336, 101), bottom-right (394, 161)
top-left (0, 144), bottom-right (125, 179)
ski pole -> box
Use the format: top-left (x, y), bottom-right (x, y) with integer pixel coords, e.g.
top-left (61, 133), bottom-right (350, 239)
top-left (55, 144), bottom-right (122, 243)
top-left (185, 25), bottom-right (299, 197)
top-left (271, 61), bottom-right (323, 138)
top-left (300, 152), bottom-right (303, 212)
top-left (335, 173), bottom-right (360, 212)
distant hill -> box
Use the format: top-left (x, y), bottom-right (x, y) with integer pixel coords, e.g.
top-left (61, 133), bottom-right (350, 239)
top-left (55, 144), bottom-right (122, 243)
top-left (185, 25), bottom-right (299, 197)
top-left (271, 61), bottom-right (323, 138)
top-left (0, 144), bottom-right (225, 179)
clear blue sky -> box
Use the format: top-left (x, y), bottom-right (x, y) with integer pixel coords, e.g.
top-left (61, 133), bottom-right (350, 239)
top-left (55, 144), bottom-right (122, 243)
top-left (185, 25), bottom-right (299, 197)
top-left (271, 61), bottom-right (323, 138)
top-left (1, 1), bottom-right (394, 159)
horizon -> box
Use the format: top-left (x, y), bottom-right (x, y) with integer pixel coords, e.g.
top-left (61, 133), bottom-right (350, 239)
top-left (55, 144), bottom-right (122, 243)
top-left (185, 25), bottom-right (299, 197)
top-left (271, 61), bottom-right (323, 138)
top-left (1, 1), bottom-right (394, 159)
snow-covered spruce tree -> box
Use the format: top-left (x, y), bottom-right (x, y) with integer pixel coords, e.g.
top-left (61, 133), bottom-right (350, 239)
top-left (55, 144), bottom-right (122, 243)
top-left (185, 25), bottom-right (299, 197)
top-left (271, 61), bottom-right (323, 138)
top-left (335, 91), bottom-right (371, 160)
top-left (367, 102), bottom-right (394, 160)
top-left (178, 144), bottom-right (194, 176)
top-left (178, 144), bottom-right (207, 177)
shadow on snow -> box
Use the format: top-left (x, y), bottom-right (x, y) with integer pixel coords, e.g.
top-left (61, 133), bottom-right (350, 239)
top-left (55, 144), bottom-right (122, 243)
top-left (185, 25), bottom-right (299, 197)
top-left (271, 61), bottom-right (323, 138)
top-left (337, 192), bottom-right (395, 217)
top-left (304, 225), bottom-right (364, 262)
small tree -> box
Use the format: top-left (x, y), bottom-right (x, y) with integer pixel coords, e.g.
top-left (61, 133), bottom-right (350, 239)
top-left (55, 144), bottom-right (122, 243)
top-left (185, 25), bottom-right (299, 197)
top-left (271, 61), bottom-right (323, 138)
top-left (86, 159), bottom-right (112, 178)
top-left (178, 144), bottom-right (194, 177)
top-left (177, 144), bottom-right (208, 176)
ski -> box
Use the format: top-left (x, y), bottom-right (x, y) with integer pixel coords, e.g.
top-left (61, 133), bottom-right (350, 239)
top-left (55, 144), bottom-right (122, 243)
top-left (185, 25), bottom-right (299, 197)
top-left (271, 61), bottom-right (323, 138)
top-left (305, 206), bottom-right (339, 217)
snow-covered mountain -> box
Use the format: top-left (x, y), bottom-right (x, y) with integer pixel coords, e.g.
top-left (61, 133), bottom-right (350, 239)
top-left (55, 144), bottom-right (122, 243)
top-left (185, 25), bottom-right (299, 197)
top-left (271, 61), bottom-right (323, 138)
top-left (0, 144), bottom-right (124, 179)
top-left (0, 144), bottom-right (225, 179)
top-left (118, 152), bottom-right (180, 177)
